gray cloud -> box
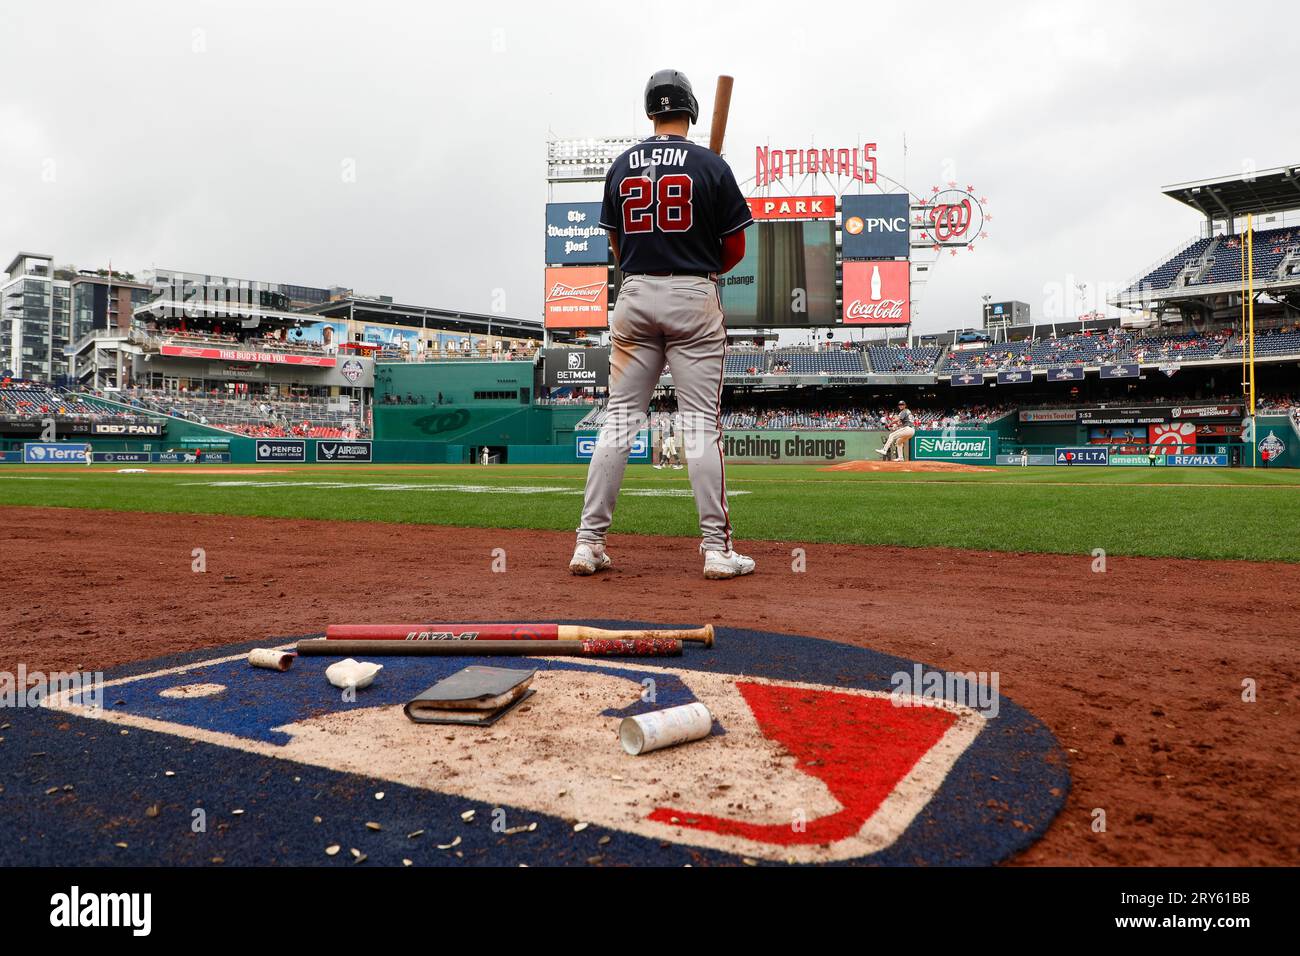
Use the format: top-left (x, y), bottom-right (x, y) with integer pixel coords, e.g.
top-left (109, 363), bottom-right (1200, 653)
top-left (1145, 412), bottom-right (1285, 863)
top-left (1, 0), bottom-right (1293, 333)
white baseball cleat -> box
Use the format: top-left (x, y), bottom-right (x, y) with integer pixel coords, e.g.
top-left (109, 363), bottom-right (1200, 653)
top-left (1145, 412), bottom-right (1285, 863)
top-left (703, 549), bottom-right (756, 580)
top-left (569, 543), bottom-right (612, 576)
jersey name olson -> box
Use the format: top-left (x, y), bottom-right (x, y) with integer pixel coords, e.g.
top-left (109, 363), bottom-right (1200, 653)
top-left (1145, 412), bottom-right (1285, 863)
top-left (629, 147), bottom-right (690, 169)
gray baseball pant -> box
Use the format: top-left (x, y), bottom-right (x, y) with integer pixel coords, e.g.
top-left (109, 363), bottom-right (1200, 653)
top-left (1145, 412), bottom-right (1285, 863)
top-left (576, 273), bottom-right (733, 553)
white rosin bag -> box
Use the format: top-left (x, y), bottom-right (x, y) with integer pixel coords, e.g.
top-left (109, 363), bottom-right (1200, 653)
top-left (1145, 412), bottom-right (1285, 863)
top-left (324, 658), bottom-right (383, 690)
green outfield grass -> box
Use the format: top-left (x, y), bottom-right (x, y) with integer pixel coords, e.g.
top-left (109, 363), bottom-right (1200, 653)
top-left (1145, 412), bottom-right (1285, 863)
top-left (1, 463), bottom-right (1299, 562)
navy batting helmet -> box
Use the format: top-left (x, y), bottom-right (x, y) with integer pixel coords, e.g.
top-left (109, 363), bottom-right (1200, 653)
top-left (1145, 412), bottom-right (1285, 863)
top-left (644, 69), bottom-right (699, 124)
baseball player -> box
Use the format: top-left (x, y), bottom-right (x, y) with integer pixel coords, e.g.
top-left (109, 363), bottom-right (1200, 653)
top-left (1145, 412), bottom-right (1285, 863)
top-left (570, 69), bottom-right (754, 579)
top-left (877, 401), bottom-right (915, 461)
top-left (660, 418), bottom-right (683, 469)
top-left (84, 442), bottom-right (93, 467)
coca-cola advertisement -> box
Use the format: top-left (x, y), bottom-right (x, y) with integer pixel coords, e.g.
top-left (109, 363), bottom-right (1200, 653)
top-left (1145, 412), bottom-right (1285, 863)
top-left (842, 261), bottom-right (910, 326)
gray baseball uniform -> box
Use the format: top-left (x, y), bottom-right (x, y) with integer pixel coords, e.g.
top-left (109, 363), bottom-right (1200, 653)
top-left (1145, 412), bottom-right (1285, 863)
top-left (573, 131), bottom-right (751, 554)
top-left (881, 407), bottom-right (916, 458)
top-left (576, 273), bottom-right (732, 551)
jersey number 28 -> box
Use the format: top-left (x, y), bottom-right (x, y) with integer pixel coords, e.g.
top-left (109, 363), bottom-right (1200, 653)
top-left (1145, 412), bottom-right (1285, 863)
top-left (620, 174), bottom-right (694, 233)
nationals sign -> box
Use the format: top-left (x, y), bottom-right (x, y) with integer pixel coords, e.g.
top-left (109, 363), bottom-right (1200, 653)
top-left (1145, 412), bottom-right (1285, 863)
top-left (755, 144), bottom-right (877, 187)
top-left (914, 186), bottom-right (989, 251)
top-left (747, 195), bottom-right (836, 220)
top-left (159, 345), bottom-right (336, 367)
top-left (543, 266), bottom-right (609, 329)
top-left (842, 261), bottom-right (910, 326)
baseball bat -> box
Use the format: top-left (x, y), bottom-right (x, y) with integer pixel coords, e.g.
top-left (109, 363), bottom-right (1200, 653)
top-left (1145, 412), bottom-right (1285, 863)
top-left (709, 75), bottom-right (734, 154)
top-left (324, 623), bottom-right (713, 648)
top-left (297, 638), bottom-right (683, 658)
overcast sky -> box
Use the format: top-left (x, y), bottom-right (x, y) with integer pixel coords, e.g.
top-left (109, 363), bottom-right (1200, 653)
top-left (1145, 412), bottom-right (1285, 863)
top-left (1, 1), bottom-right (1295, 336)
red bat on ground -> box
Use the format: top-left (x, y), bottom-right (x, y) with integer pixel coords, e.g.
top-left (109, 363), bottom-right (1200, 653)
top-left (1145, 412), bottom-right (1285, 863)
top-left (325, 623), bottom-right (714, 647)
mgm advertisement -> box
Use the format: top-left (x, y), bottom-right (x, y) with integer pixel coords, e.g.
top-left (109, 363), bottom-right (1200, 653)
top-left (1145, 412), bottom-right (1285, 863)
top-left (544, 348), bottom-right (610, 388)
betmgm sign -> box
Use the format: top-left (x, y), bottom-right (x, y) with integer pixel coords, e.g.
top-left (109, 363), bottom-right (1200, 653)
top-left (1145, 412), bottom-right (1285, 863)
top-left (544, 348), bottom-right (609, 389)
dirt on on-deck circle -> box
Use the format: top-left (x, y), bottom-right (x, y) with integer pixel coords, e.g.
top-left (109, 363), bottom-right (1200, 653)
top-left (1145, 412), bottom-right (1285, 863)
top-left (0, 506), bottom-right (1297, 867)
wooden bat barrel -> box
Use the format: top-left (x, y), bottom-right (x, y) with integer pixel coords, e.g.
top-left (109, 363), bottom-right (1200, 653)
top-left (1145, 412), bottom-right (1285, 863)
top-left (324, 624), bottom-right (713, 647)
top-left (297, 638), bottom-right (684, 657)
top-left (709, 75), bottom-right (734, 154)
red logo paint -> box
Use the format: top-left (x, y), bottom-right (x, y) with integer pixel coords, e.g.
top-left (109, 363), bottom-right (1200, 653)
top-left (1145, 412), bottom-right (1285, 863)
top-left (648, 682), bottom-right (957, 845)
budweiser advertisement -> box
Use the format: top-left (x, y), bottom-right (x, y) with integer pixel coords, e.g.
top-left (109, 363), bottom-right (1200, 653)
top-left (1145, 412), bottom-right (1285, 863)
top-left (747, 195), bottom-right (836, 221)
top-left (544, 265), bottom-right (609, 329)
top-left (842, 261), bottom-right (909, 326)
top-left (158, 345), bottom-right (337, 367)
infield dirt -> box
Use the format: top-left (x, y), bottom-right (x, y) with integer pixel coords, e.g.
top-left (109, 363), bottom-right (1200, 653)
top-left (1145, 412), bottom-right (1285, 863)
top-left (2, 505), bottom-right (1296, 867)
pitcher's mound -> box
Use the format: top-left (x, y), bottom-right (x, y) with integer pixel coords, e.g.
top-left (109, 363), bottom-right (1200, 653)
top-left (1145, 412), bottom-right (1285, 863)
top-left (820, 460), bottom-right (997, 473)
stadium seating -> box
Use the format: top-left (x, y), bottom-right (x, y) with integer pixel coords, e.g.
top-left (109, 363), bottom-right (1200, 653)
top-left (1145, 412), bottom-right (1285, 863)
top-left (120, 388), bottom-right (366, 438)
top-left (1193, 227), bottom-right (1300, 287)
top-left (1129, 331), bottom-right (1231, 362)
top-left (867, 346), bottom-right (941, 373)
top-left (724, 351), bottom-right (767, 375)
top-left (1132, 237), bottom-right (1215, 291)
top-left (943, 332), bottom-right (1144, 372)
top-left (943, 341), bottom-right (1032, 372)
top-left (1221, 327), bottom-right (1300, 358)
top-left (1128, 227), bottom-right (1300, 293)
top-left (768, 350), bottom-right (867, 375)
top-left (0, 383), bottom-right (77, 416)
top-left (0, 383), bottom-right (147, 424)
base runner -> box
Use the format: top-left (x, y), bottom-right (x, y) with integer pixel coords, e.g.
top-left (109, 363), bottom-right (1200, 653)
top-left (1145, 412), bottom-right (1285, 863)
top-left (570, 69), bottom-right (754, 580)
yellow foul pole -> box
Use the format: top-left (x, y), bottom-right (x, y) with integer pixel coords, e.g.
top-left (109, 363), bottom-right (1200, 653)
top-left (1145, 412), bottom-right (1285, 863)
top-left (1239, 229), bottom-right (1247, 401)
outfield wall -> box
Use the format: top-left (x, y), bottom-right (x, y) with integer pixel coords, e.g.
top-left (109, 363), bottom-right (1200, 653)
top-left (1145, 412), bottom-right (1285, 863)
top-left (1254, 415), bottom-right (1298, 467)
top-left (720, 430), bottom-right (888, 464)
